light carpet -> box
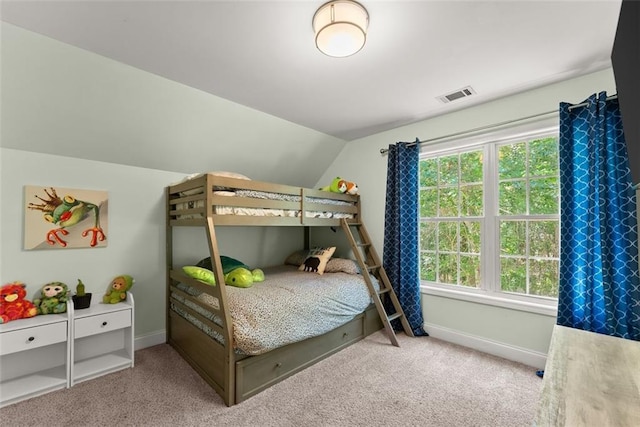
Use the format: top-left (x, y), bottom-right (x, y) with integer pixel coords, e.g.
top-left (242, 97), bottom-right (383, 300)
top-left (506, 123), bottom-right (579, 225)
top-left (0, 331), bottom-right (542, 426)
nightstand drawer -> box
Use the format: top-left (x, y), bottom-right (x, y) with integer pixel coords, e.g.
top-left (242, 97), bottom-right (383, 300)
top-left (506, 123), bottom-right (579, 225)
top-left (74, 310), bottom-right (131, 339)
top-left (0, 322), bottom-right (67, 356)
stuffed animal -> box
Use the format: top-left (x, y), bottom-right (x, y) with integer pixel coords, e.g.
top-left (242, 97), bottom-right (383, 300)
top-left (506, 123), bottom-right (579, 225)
top-left (320, 177), bottom-right (358, 195)
top-left (319, 177), bottom-right (347, 193)
top-left (103, 275), bottom-right (134, 304)
top-left (0, 282), bottom-right (37, 323)
top-left (224, 267), bottom-right (265, 288)
top-left (345, 181), bottom-right (358, 195)
top-left (193, 255), bottom-right (265, 288)
top-left (33, 282), bottom-right (69, 314)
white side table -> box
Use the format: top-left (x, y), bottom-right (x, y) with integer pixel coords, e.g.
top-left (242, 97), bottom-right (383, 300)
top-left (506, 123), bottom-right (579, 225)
top-left (70, 295), bottom-right (134, 386)
top-left (0, 308), bottom-right (70, 408)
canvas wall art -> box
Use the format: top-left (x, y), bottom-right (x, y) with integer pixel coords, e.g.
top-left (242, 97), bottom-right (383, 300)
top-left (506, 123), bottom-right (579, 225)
top-left (24, 186), bottom-right (108, 250)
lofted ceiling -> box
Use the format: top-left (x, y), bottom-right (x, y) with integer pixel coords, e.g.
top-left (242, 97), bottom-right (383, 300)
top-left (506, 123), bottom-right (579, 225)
top-left (0, 0), bottom-right (622, 141)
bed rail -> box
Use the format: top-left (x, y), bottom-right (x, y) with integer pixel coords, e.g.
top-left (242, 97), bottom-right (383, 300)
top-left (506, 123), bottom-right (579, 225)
top-left (167, 173), bottom-right (360, 227)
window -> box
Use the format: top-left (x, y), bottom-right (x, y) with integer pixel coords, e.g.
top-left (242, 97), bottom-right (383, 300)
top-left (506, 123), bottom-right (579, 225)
top-left (419, 149), bottom-right (483, 287)
top-left (419, 122), bottom-right (560, 309)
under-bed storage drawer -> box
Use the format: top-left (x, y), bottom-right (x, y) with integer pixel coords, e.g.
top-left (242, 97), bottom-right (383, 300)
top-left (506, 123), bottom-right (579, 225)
top-left (236, 313), bottom-right (364, 402)
top-left (169, 310), bottom-right (225, 389)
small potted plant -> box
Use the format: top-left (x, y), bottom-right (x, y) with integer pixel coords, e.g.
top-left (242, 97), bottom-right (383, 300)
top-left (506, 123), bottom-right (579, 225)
top-left (72, 279), bottom-right (92, 309)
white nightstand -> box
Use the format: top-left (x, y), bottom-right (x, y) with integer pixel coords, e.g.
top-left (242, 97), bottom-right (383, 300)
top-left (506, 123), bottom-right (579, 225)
top-left (0, 308), bottom-right (70, 408)
top-left (70, 295), bottom-right (134, 386)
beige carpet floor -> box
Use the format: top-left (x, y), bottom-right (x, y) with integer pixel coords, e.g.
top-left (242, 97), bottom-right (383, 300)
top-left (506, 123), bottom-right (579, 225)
top-left (0, 331), bottom-right (542, 426)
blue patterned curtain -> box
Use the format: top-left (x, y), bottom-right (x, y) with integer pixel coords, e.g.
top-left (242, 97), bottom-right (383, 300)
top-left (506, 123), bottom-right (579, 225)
top-left (383, 140), bottom-right (427, 336)
top-left (557, 92), bottom-right (640, 341)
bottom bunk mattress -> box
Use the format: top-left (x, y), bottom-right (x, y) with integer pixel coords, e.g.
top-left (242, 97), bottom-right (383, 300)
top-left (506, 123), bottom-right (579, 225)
top-left (171, 264), bottom-right (377, 355)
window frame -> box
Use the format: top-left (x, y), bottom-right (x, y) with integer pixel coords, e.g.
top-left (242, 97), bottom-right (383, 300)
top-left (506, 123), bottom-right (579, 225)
top-left (419, 117), bottom-right (559, 316)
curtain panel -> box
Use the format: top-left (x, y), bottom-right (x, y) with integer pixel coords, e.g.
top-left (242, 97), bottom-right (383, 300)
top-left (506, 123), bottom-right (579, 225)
top-left (383, 140), bottom-right (427, 336)
top-left (557, 91), bottom-right (640, 341)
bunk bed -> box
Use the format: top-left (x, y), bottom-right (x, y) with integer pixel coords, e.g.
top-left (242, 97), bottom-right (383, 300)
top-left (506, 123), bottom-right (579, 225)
top-left (166, 172), bottom-right (383, 406)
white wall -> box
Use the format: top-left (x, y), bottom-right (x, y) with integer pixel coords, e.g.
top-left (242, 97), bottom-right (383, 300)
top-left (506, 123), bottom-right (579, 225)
top-left (1, 149), bottom-right (175, 342)
top-left (0, 22), bottom-right (346, 188)
top-left (0, 149), bottom-right (305, 345)
top-left (0, 24), bottom-right (339, 346)
top-left (316, 68), bottom-right (618, 367)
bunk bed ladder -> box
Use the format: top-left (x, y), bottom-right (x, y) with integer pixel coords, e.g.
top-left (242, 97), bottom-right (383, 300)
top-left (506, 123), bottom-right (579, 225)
top-left (340, 219), bottom-right (414, 347)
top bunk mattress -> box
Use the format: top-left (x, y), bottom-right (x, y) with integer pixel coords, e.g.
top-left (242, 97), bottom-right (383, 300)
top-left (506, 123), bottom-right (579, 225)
top-left (176, 189), bottom-right (354, 219)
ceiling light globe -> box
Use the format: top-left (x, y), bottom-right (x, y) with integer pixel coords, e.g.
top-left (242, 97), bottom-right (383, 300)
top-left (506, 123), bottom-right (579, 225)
top-left (316, 22), bottom-right (366, 58)
top-left (313, 1), bottom-right (369, 58)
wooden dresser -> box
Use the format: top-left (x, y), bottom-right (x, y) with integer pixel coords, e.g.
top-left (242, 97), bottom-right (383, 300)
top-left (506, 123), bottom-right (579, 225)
top-left (535, 324), bottom-right (640, 426)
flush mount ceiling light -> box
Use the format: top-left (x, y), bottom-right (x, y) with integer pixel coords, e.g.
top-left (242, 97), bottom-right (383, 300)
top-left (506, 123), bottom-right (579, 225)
top-left (313, 0), bottom-right (369, 58)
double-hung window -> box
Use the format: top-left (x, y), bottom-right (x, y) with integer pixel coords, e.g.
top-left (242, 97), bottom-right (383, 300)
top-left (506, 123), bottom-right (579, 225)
top-left (419, 120), bottom-right (560, 312)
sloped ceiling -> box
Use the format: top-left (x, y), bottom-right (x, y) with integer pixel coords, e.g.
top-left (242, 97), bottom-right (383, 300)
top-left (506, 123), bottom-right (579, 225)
top-left (1, 0), bottom-right (622, 141)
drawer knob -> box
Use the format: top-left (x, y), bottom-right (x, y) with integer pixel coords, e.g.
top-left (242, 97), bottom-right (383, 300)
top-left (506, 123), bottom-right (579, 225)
top-left (343, 332), bottom-right (349, 338)
top-left (28, 336), bottom-right (35, 342)
top-left (102, 321), bottom-right (108, 326)
top-left (275, 363), bottom-right (282, 368)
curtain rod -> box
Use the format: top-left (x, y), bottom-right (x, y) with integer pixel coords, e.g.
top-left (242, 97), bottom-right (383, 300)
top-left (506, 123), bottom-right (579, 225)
top-left (567, 93), bottom-right (618, 111)
top-left (379, 94), bottom-right (618, 155)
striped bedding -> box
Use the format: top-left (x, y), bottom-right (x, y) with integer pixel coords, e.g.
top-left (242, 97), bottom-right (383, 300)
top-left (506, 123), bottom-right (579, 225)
top-left (176, 190), bottom-right (353, 219)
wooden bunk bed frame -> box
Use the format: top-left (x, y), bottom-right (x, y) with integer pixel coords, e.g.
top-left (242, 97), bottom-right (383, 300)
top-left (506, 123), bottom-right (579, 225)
top-left (166, 173), bottom-right (383, 406)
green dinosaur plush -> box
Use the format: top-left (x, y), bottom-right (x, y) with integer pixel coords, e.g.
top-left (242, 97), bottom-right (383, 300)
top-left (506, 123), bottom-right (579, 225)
top-left (33, 282), bottom-right (69, 314)
top-left (103, 275), bottom-right (134, 304)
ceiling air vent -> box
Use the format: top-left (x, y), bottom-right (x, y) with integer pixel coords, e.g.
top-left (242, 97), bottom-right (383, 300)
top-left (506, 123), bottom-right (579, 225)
top-left (437, 86), bottom-right (476, 104)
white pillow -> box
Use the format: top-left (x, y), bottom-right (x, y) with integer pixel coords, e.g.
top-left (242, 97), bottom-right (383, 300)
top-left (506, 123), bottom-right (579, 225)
top-left (324, 258), bottom-right (361, 275)
top-left (209, 171), bottom-right (251, 180)
top-left (174, 172), bottom-right (251, 196)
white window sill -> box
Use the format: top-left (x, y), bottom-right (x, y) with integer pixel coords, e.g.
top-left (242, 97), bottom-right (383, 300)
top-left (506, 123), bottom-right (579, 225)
top-left (421, 284), bottom-right (558, 317)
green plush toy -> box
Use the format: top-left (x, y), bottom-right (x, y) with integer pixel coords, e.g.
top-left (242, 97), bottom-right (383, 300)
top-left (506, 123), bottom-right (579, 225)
top-left (33, 282), bottom-right (69, 315)
top-left (182, 266), bottom-right (215, 285)
top-left (103, 275), bottom-right (134, 304)
top-left (319, 177), bottom-right (347, 193)
top-left (192, 256), bottom-right (265, 288)
top-left (251, 268), bottom-right (265, 282)
top-left (224, 268), bottom-right (265, 288)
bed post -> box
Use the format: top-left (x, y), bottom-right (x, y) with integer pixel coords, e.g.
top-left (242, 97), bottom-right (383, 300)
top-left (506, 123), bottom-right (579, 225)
top-left (203, 174), bottom-right (237, 406)
top-left (165, 187), bottom-right (173, 343)
top-left (304, 226), bottom-right (310, 250)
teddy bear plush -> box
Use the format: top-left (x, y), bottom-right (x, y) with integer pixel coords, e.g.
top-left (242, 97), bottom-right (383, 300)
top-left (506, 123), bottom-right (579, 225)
top-left (33, 282), bottom-right (69, 315)
top-left (103, 275), bottom-right (134, 304)
top-left (0, 282), bottom-right (38, 323)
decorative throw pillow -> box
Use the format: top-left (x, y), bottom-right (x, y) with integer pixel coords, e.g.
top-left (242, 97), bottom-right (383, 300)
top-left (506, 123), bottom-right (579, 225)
top-left (324, 258), bottom-right (361, 275)
top-left (298, 247), bottom-right (336, 275)
top-left (182, 266), bottom-right (216, 285)
top-left (284, 249), bottom-right (310, 266)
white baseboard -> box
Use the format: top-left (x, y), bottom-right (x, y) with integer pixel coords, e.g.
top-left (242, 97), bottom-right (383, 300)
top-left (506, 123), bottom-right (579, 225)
top-left (424, 323), bottom-right (547, 369)
top-left (134, 326), bottom-right (548, 369)
top-left (134, 330), bottom-right (166, 351)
